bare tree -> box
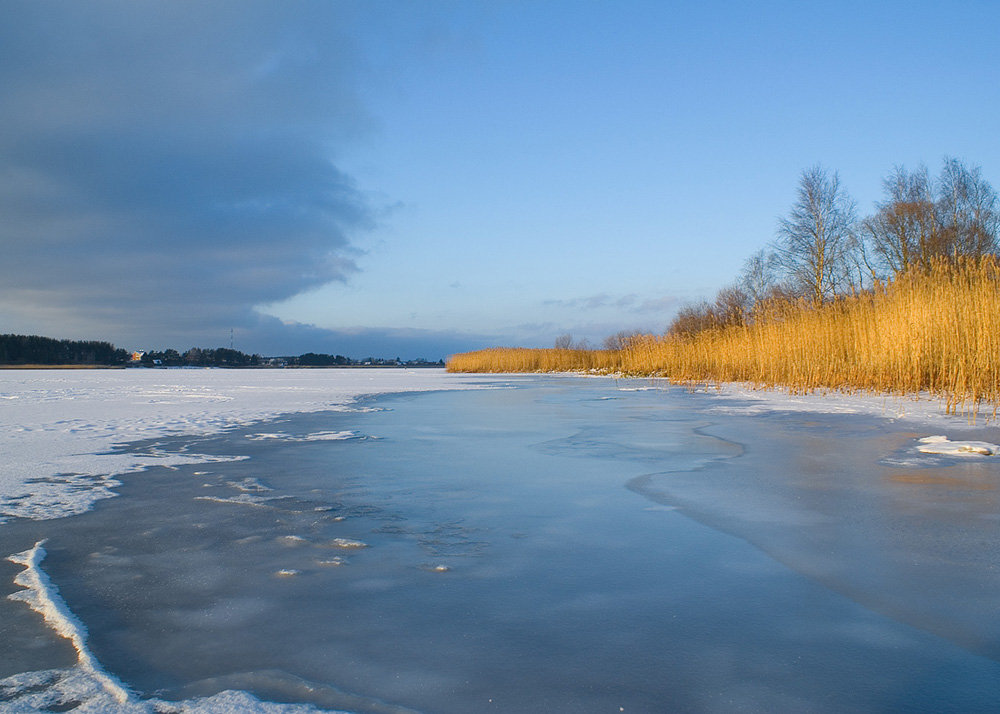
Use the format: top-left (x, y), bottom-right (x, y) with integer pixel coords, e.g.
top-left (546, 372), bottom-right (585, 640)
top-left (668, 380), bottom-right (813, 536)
top-left (713, 283), bottom-right (749, 327)
top-left (936, 157), bottom-right (998, 260)
top-left (602, 330), bottom-right (641, 350)
top-left (861, 164), bottom-right (938, 276)
top-left (775, 165), bottom-right (858, 306)
top-left (667, 301), bottom-right (716, 338)
top-left (861, 159), bottom-right (997, 276)
top-left (738, 249), bottom-right (779, 316)
top-left (553, 334), bottom-right (574, 349)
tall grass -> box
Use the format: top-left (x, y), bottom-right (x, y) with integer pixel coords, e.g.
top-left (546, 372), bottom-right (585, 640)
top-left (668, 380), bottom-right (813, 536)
top-left (447, 259), bottom-right (1000, 418)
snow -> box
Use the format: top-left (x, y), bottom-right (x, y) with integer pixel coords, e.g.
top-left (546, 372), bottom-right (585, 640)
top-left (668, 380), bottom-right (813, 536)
top-left (680, 380), bottom-right (994, 426)
top-left (245, 430), bottom-right (361, 442)
top-left (916, 435), bottom-right (1000, 456)
top-left (0, 368), bottom-right (488, 523)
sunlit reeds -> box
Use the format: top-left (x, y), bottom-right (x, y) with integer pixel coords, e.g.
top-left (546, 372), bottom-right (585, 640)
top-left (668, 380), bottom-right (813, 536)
top-left (447, 259), bottom-right (1000, 419)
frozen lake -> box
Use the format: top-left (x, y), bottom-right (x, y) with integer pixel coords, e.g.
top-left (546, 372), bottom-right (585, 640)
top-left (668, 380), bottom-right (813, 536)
top-left (2, 371), bottom-right (1000, 713)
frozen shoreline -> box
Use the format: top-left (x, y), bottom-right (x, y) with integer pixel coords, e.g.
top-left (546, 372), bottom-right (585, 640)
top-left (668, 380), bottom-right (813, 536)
top-left (3, 368), bottom-right (997, 523)
top-left (0, 368), bottom-right (493, 523)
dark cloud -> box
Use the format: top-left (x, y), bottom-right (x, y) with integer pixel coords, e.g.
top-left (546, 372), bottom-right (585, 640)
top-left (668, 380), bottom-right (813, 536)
top-left (0, 2), bottom-right (380, 348)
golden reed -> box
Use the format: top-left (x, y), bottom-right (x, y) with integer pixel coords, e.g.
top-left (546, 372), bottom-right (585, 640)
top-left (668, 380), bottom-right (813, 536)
top-left (448, 259), bottom-right (1000, 419)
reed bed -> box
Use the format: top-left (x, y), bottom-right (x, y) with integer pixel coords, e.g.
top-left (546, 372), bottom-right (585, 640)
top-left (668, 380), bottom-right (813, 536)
top-left (447, 259), bottom-right (1000, 419)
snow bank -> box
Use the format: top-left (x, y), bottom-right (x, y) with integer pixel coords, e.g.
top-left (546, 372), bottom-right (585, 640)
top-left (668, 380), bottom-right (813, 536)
top-left (0, 368), bottom-right (489, 522)
top-left (916, 435), bottom-right (1000, 456)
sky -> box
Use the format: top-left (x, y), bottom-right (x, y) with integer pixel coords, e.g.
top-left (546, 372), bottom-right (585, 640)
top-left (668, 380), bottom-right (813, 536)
top-left (2, 1), bottom-right (999, 360)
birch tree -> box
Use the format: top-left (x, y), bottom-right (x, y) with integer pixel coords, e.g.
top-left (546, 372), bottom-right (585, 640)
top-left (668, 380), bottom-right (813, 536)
top-left (775, 165), bottom-right (857, 306)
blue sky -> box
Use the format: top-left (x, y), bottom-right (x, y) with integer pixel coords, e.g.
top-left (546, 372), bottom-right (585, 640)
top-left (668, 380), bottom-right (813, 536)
top-left (2, 1), bottom-right (998, 359)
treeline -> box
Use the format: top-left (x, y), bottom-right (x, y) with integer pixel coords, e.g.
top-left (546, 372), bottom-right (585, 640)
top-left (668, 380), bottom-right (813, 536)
top-left (0, 334), bottom-right (130, 366)
top-left (137, 347), bottom-right (262, 367)
top-left (668, 157), bottom-right (997, 337)
top-left (0, 334), bottom-right (443, 368)
top-left (294, 353), bottom-right (442, 367)
top-left (136, 349), bottom-right (440, 367)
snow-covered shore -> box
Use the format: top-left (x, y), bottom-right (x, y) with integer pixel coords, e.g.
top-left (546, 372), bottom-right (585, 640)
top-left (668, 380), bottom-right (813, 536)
top-left (701, 380), bottom-right (993, 424)
top-left (0, 368), bottom-right (491, 523)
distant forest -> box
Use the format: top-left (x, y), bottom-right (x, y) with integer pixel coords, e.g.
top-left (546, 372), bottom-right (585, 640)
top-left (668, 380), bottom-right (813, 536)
top-left (0, 334), bottom-right (130, 366)
top-left (0, 334), bottom-right (442, 368)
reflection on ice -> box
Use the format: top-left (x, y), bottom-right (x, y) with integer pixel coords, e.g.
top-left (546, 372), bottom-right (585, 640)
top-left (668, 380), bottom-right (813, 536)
top-left (3, 544), bottom-right (350, 714)
top-left (7, 541), bottom-right (131, 704)
top-left (3, 375), bottom-right (1000, 713)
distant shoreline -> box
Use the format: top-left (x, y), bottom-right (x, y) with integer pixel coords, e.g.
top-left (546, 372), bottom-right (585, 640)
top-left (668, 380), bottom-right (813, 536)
top-left (0, 363), bottom-right (444, 370)
top-left (0, 364), bottom-right (125, 370)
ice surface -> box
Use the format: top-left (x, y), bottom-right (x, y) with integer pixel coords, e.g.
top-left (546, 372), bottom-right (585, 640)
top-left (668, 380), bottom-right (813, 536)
top-left (7, 540), bottom-right (131, 704)
top-left (2, 542), bottom-right (340, 714)
top-left (5, 371), bottom-right (1000, 714)
top-left (0, 368), bottom-right (487, 522)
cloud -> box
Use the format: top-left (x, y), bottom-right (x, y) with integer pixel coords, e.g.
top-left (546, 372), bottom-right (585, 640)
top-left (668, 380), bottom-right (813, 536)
top-left (630, 295), bottom-right (681, 314)
top-left (544, 294), bottom-right (615, 310)
top-left (0, 2), bottom-right (379, 347)
top-left (542, 292), bottom-right (679, 315)
top-left (237, 317), bottom-right (504, 362)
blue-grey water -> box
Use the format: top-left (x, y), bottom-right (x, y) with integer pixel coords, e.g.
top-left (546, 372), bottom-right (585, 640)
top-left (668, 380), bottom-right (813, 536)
top-left (2, 375), bottom-right (1000, 713)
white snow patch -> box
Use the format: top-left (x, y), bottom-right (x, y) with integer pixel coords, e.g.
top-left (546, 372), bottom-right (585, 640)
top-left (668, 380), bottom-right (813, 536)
top-left (324, 538), bottom-right (368, 549)
top-left (193, 494), bottom-right (282, 509)
top-left (698, 381), bottom-right (996, 427)
top-left (228, 477), bottom-right (272, 493)
top-left (916, 435), bottom-right (1000, 456)
top-left (246, 430), bottom-right (360, 442)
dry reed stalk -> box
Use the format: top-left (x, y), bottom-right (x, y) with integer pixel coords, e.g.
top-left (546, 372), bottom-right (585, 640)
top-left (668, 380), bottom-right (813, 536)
top-left (447, 259), bottom-right (1000, 417)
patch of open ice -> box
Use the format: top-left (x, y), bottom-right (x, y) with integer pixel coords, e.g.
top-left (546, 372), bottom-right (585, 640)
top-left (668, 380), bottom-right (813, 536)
top-left (916, 435), bottom-right (1000, 456)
